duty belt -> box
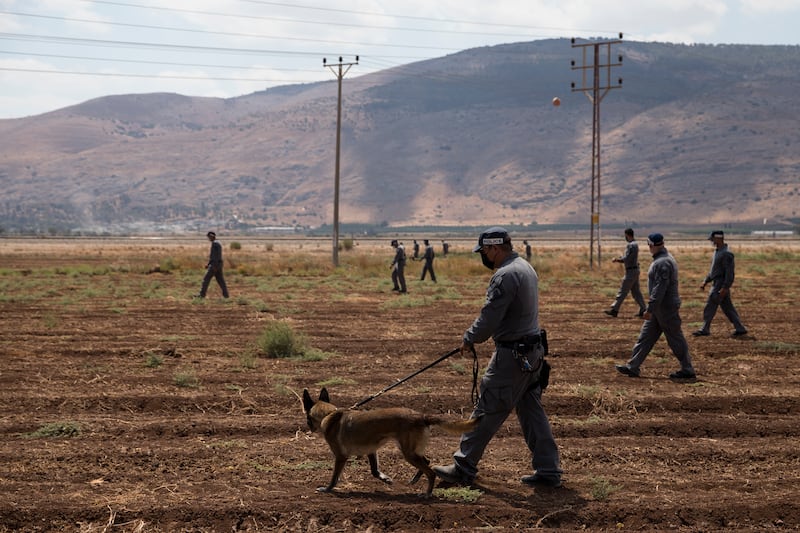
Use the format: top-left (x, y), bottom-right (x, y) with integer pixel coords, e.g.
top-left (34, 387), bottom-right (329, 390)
top-left (626, 265), bottom-right (640, 270)
top-left (496, 334), bottom-right (541, 350)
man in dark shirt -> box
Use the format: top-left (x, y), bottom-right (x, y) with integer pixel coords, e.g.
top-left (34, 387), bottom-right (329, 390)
top-left (196, 231), bottom-right (229, 299)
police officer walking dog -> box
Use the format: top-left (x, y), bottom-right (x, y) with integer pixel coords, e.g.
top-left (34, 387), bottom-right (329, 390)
top-left (615, 233), bottom-right (696, 380)
top-left (433, 227), bottom-right (562, 488)
top-left (196, 231), bottom-right (229, 299)
top-left (390, 239), bottom-right (407, 293)
top-left (605, 228), bottom-right (647, 318)
top-left (693, 230), bottom-right (747, 337)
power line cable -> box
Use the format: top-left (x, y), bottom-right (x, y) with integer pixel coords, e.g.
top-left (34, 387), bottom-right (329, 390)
top-left (0, 66), bottom-right (312, 83)
top-left (72, 0), bottom-right (545, 38)
top-left (0, 32), bottom-right (427, 60)
top-left (84, 0), bottom-right (618, 36)
top-left (0, 10), bottom-right (463, 52)
top-left (0, 50), bottom-right (321, 73)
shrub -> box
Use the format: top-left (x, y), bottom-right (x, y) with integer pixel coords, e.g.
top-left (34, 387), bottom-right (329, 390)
top-left (230, 242), bottom-right (242, 250)
top-left (174, 370), bottom-right (199, 388)
top-left (590, 476), bottom-right (620, 501)
top-left (257, 320), bottom-right (305, 358)
top-left (144, 353), bottom-right (163, 368)
top-left (25, 422), bottom-right (81, 438)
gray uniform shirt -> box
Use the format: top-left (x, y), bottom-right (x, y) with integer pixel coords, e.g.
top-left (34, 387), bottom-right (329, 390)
top-left (208, 241), bottom-right (223, 268)
top-left (391, 245), bottom-right (406, 267)
top-left (619, 240), bottom-right (640, 269)
top-left (646, 248), bottom-right (681, 313)
top-left (463, 252), bottom-right (539, 345)
top-left (704, 244), bottom-right (735, 289)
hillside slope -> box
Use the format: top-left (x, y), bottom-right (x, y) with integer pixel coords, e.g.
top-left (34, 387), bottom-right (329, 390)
top-left (0, 39), bottom-right (798, 233)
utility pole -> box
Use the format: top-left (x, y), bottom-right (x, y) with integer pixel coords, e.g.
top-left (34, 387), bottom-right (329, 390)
top-left (571, 34), bottom-right (623, 269)
top-left (323, 55), bottom-right (358, 267)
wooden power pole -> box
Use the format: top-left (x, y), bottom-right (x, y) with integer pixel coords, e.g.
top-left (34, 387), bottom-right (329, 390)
top-left (323, 55), bottom-right (358, 267)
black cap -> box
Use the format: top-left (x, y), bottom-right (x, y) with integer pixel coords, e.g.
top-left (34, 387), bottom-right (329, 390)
top-left (473, 227), bottom-right (510, 252)
top-left (390, 239), bottom-right (398, 246)
top-left (207, 231), bottom-right (216, 238)
top-left (647, 233), bottom-right (664, 246)
top-left (708, 230), bottom-right (724, 240)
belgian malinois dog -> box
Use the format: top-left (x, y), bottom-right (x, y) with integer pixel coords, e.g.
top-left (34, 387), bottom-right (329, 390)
top-left (302, 388), bottom-right (479, 497)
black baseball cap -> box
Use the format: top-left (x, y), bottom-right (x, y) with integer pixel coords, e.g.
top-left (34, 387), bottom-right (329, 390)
top-left (473, 227), bottom-right (510, 252)
top-left (647, 233), bottom-right (664, 246)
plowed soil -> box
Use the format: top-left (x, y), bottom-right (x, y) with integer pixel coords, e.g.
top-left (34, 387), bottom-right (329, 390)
top-left (1, 237), bottom-right (798, 532)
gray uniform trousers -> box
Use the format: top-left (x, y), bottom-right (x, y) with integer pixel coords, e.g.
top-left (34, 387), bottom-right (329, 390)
top-left (701, 283), bottom-right (745, 333)
top-left (391, 263), bottom-right (406, 291)
top-left (453, 344), bottom-right (561, 480)
top-left (200, 264), bottom-right (229, 298)
top-left (627, 308), bottom-right (694, 374)
top-left (612, 268), bottom-right (646, 313)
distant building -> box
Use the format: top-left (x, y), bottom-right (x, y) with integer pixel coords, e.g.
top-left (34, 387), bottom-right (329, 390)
top-left (751, 230), bottom-right (794, 237)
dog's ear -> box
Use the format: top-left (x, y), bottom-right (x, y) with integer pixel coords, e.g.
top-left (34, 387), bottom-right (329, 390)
top-left (319, 387), bottom-right (330, 403)
top-left (302, 388), bottom-right (314, 413)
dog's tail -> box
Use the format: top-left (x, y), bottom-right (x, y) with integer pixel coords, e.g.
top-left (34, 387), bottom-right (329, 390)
top-left (426, 415), bottom-right (482, 435)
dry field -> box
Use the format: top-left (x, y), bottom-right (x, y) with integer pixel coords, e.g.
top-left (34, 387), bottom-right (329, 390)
top-left (1, 236), bottom-right (798, 532)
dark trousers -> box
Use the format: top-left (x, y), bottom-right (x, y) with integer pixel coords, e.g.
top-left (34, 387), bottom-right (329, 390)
top-left (701, 286), bottom-right (745, 333)
top-left (392, 265), bottom-right (407, 292)
top-left (420, 260), bottom-right (436, 282)
top-left (200, 265), bottom-right (229, 298)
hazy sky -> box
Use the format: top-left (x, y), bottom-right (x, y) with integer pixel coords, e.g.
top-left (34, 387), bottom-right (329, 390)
top-left (1, 0), bottom-right (799, 119)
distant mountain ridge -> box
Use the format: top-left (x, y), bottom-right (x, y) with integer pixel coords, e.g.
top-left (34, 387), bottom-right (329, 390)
top-left (1, 39), bottom-right (798, 234)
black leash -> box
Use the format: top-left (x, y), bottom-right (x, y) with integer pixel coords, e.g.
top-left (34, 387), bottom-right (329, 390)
top-left (469, 345), bottom-right (480, 406)
top-left (352, 346), bottom-right (479, 409)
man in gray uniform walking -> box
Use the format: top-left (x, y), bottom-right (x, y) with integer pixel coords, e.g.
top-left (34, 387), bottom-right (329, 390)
top-left (390, 239), bottom-right (407, 293)
top-left (616, 233), bottom-right (696, 380)
top-left (197, 231), bottom-right (229, 299)
top-left (420, 239), bottom-right (436, 282)
top-left (434, 227), bottom-right (562, 488)
top-left (693, 230), bottom-right (747, 337)
top-left (605, 228), bottom-right (647, 318)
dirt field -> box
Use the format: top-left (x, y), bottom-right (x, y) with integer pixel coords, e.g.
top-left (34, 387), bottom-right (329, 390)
top-left (1, 237), bottom-right (798, 532)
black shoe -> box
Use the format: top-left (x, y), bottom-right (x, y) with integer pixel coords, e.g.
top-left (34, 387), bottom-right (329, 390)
top-left (391, 287), bottom-right (400, 292)
top-left (604, 309), bottom-right (618, 317)
top-left (521, 474), bottom-right (562, 488)
top-left (636, 310), bottom-right (645, 318)
top-left (732, 330), bottom-right (748, 337)
top-left (433, 464), bottom-right (472, 486)
top-left (615, 364), bottom-right (640, 377)
top-left (669, 369), bottom-right (697, 380)
top-left (399, 290), bottom-right (408, 294)
top-left (692, 330), bottom-right (710, 337)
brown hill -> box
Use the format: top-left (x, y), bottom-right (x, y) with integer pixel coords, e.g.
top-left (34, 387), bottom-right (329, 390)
top-left (0, 39), bottom-right (798, 233)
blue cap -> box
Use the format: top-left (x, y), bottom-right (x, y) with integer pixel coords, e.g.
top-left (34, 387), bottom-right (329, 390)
top-left (647, 233), bottom-right (664, 246)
